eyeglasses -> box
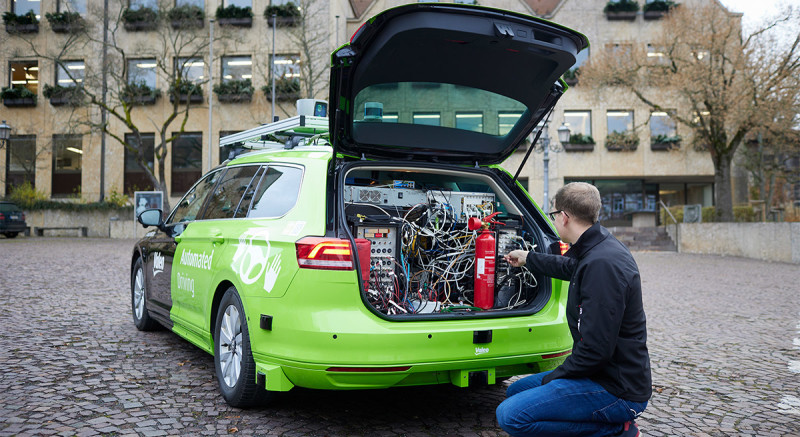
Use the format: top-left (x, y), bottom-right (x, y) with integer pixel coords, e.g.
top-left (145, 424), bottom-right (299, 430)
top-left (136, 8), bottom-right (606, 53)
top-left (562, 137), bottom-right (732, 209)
top-left (547, 210), bottom-right (569, 221)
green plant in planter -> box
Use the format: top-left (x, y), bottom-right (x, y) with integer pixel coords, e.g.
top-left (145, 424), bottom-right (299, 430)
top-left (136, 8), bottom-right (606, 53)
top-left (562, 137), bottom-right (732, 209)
top-left (213, 79), bottom-right (254, 96)
top-left (45, 11), bottom-right (83, 25)
top-left (215, 5), bottom-right (253, 19)
top-left (169, 80), bottom-right (203, 96)
top-left (43, 84), bottom-right (84, 105)
top-left (603, 0), bottom-right (640, 13)
top-left (3, 10), bottom-right (39, 25)
top-left (167, 4), bottom-right (204, 25)
top-left (643, 0), bottom-right (678, 12)
top-left (264, 2), bottom-right (300, 25)
top-left (651, 134), bottom-right (681, 144)
top-left (122, 7), bottom-right (159, 24)
top-left (605, 131), bottom-right (639, 150)
top-left (1, 86), bottom-right (37, 100)
top-left (121, 81), bottom-right (161, 103)
top-left (568, 133), bottom-right (595, 144)
top-left (261, 78), bottom-right (300, 98)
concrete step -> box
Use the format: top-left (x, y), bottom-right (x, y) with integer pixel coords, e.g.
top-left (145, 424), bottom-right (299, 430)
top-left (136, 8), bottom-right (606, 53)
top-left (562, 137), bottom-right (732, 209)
top-left (607, 226), bottom-right (676, 252)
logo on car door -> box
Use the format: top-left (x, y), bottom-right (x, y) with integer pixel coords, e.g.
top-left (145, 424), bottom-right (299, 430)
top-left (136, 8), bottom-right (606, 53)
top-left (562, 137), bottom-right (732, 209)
top-left (231, 228), bottom-right (282, 293)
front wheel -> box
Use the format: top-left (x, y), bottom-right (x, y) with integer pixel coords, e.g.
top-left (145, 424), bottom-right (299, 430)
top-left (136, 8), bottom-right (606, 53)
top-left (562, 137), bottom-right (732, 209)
top-left (131, 257), bottom-right (160, 331)
top-left (214, 286), bottom-right (271, 408)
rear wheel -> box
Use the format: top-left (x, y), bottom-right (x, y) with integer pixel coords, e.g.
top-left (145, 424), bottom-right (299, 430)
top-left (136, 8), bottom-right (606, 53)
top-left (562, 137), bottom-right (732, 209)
top-left (214, 286), bottom-right (271, 408)
top-left (131, 258), bottom-right (159, 331)
top-left (4, 232), bottom-right (18, 238)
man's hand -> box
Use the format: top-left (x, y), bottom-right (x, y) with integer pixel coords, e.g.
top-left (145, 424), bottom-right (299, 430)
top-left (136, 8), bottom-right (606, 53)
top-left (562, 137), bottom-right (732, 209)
top-left (504, 250), bottom-right (528, 268)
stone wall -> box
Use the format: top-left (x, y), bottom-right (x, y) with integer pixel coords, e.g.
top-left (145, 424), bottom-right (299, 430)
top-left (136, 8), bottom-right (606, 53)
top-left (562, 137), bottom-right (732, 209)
top-left (24, 209), bottom-right (148, 238)
top-left (678, 223), bottom-right (800, 264)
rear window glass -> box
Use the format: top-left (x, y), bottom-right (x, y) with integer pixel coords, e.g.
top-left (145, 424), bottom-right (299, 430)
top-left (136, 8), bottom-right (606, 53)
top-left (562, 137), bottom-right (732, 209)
top-left (353, 82), bottom-right (527, 137)
top-left (0, 203), bottom-right (21, 212)
top-left (248, 165), bottom-right (303, 218)
top-left (203, 165), bottom-right (261, 220)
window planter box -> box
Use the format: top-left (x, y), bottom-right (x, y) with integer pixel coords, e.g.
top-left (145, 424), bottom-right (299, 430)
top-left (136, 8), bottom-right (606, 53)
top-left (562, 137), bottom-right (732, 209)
top-left (51, 21), bottom-right (85, 33)
top-left (49, 95), bottom-right (83, 107)
top-left (3, 97), bottom-right (37, 107)
top-left (643, 10), bottom-right (667, 20)
top-left (170, 19), bottom-right (204, 29)
top-left (6, 23), bottom-right (39, 33)
top-left (125, 95), bottom-right (159, 106)
top-left (605, 11), bottom-right (637, 21)
top-left (563, 142), bottom-right (595, 152)
top-left (124, 20), bottom-right (158, 31)
top-left (267, 91), bottom-right (300, 101)
top-left (606, 143), bottom-right (638, 152)
top-left (170, 93), bottom-right (204, 104)
top-left (218, 17), bottom-right (252, 27)
top-left (217, 93), bottom-right (253, 103)
top-left (651, 141), bottom-right (680, 151)
top-left (267, 16), bottom-right (299, 27)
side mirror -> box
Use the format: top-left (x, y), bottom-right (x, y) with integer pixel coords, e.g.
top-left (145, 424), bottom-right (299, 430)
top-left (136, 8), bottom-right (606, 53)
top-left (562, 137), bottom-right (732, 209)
top-left (138, 209), bottom-right (164, 228)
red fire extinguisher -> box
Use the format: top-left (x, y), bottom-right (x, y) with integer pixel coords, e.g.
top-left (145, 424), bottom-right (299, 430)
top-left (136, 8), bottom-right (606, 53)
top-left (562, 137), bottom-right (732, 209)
top-left (468, 212), bottom-right (504, 310)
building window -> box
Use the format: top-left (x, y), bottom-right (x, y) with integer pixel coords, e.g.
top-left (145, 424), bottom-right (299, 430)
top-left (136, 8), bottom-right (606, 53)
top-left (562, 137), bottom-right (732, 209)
top-left (56, 60), bottom-right (85, 87)
top-left (564, 110), bottom-right (592, 137)
top-left (498, 112), bottom-right (523, 136)
top-left (175, 57), bottom-right (205, 83)
top-left (646, 44), bottom-right (667, 64)
top-left (650, 111), bottom-right (677, 137)
top-left (124, 133), bottom-right (155, 193)
top-left (11, 0), bottom-right (40, 18)
top-left (171, 132), bottom-right (202, 195)
top-left (9, 61), bottom-right (39, 94)
top-left (128, 59), bottom-right (157, 88)
top-left (224, 0), bottom-right (251, 9)
top-left (412, 112), bottom-right (440, 126)
top-left (52, 135), bottom-right (82, 197)
top-left (5, 135), bottom-right (37, 192)
top-left (607, 110), bottom-right (633, 133)
top-left (272, 54), bottom-right (300, 80)
top-left (221, 56), bottom-right (252, 82)
top-left (176, 0), bottom-right (203, 7)
top-left (59, 0), bottom-right (87, 14)
top-left (219, 130), bottom-right (241, 163)
top-left (130, 0), bottom-right (158, 10)
top-left (455, 112), bottom-right (483, 133)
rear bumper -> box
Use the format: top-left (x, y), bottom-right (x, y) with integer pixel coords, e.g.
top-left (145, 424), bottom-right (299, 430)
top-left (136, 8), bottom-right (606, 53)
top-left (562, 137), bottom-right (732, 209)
top-left (0, 222), bottom-right (26, 233)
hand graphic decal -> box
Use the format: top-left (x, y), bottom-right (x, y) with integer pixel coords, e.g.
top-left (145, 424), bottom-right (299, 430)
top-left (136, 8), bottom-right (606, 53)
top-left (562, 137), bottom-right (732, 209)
top-left (263, 255), bottom-right (282, 293)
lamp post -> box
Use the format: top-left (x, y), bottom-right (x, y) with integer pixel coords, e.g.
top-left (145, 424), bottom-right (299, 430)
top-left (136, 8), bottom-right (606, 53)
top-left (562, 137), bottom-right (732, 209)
top-left (0, 120), bottom-right (11, 149)
top-left (535, 120), bottom-right (570, 210)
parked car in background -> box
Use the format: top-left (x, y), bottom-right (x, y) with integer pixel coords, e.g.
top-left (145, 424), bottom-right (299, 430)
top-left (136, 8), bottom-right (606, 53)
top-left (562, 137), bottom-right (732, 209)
top-left (0, 201), bottom-right (27, 238)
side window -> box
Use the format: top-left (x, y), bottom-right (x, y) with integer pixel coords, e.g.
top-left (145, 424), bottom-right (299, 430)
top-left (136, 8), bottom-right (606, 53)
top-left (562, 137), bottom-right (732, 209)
top-left (169, 170), bottom-right (223, 224)
top-left (203, 165), bottom-right (262, 220)
top-left (248, 165), bottom-right (303, 218)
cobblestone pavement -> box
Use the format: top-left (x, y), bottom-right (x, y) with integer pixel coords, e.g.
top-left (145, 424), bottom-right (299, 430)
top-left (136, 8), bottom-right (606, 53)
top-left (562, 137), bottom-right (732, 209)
top-left (1, 238), bottom-right (799, 436)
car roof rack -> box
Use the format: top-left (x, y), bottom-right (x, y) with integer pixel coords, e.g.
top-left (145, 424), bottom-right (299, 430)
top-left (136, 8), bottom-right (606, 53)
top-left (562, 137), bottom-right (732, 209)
top-left (220, 115), bottom-right (329, 150)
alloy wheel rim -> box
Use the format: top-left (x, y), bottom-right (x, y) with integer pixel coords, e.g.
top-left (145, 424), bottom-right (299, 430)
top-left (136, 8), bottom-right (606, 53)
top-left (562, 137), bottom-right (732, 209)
top-left (134, 268), bottom-right (145, 320)
top-left (219, 305), bottom-right (243, 388)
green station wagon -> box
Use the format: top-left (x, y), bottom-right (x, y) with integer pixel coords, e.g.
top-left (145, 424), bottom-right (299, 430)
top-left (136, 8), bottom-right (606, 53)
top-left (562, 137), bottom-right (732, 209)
top-left (131, 3), bottom-right (588, 407)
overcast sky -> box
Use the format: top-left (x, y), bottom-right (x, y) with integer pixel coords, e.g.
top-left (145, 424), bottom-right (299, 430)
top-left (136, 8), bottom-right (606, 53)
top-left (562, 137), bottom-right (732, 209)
top-left (717, 0), bottom-right (797, 31)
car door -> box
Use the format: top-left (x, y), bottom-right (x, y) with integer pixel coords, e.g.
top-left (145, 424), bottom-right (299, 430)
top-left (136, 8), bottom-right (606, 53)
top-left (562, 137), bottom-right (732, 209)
top-left (169, 164), bottom-right (264, 335)
top-left (145, 169), bottom-right (224, 318)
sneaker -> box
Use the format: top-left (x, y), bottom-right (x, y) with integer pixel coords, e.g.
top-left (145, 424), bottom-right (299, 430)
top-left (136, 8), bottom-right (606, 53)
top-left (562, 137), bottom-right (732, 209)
top-left (618, 421), bottom-right (640, 437)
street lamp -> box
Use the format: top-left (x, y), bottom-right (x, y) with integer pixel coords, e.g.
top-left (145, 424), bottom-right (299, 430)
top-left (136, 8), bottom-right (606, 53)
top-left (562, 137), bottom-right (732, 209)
top-left (535, 120), bottom-right (570, 210)
top-left (0, 120), bottom-right (11, 149)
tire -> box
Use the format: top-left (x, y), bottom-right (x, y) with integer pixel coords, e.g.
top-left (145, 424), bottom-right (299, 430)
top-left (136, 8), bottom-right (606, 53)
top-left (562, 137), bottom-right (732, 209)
top-left (131, 257), bottom-right (160, 331)
top-left (4, 232), bottom-right (18, 238)
top-left (214, 286), bottom-right (270, 408)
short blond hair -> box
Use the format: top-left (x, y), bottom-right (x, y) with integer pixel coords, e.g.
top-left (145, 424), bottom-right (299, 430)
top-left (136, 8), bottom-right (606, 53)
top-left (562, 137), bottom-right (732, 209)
top-left (554, 182), bottom-right (601, 225)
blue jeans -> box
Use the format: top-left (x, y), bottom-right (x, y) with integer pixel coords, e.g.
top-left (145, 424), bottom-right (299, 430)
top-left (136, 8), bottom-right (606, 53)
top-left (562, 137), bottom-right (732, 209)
top-left (496, 371), bottom-right (648, 437)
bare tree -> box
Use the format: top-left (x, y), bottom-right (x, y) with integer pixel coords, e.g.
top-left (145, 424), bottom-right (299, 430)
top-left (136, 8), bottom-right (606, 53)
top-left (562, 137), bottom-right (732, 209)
top-left (7, 0), bottom-right (238, 210)
top-left (580, 2), bottom-right (800, 221)
top-left (287, 0), bottom-right (330, 99)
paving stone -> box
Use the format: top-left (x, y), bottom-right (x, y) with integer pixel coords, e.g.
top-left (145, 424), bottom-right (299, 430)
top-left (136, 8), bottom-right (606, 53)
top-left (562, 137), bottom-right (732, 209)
top-left (1, 240), bottom-right (799, 435)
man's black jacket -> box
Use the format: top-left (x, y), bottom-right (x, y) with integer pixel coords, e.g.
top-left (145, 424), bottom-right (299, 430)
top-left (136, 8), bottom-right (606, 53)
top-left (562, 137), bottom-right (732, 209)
top-left (526, 223), bottom-right (652, 402)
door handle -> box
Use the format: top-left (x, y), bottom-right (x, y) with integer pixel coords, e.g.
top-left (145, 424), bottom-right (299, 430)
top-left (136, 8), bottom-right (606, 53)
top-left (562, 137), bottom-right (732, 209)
top-left (211, 234), bottom-right (224, 245)
top-left (174, 235), bottom-right (182, 243)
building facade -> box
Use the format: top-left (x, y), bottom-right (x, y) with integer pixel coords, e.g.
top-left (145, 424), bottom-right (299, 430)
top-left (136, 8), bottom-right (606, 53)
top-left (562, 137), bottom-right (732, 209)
top-left (1, 0), bottom-right (743, 225)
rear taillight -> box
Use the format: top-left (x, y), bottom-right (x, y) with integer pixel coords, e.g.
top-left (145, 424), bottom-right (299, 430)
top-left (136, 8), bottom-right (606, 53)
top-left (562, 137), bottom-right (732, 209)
top-left (21, 213), bottom-right (25, 221)
top-left (559, 241), bottom-right (570, 255)
top-left (296, 237), bottom-right (354, 270)
top-left (0, 213), bottom-right (4, 220)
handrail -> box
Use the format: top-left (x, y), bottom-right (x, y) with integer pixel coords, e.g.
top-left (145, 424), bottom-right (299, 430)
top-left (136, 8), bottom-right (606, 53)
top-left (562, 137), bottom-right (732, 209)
top-left (659, 199), bottom-right (678, 225)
